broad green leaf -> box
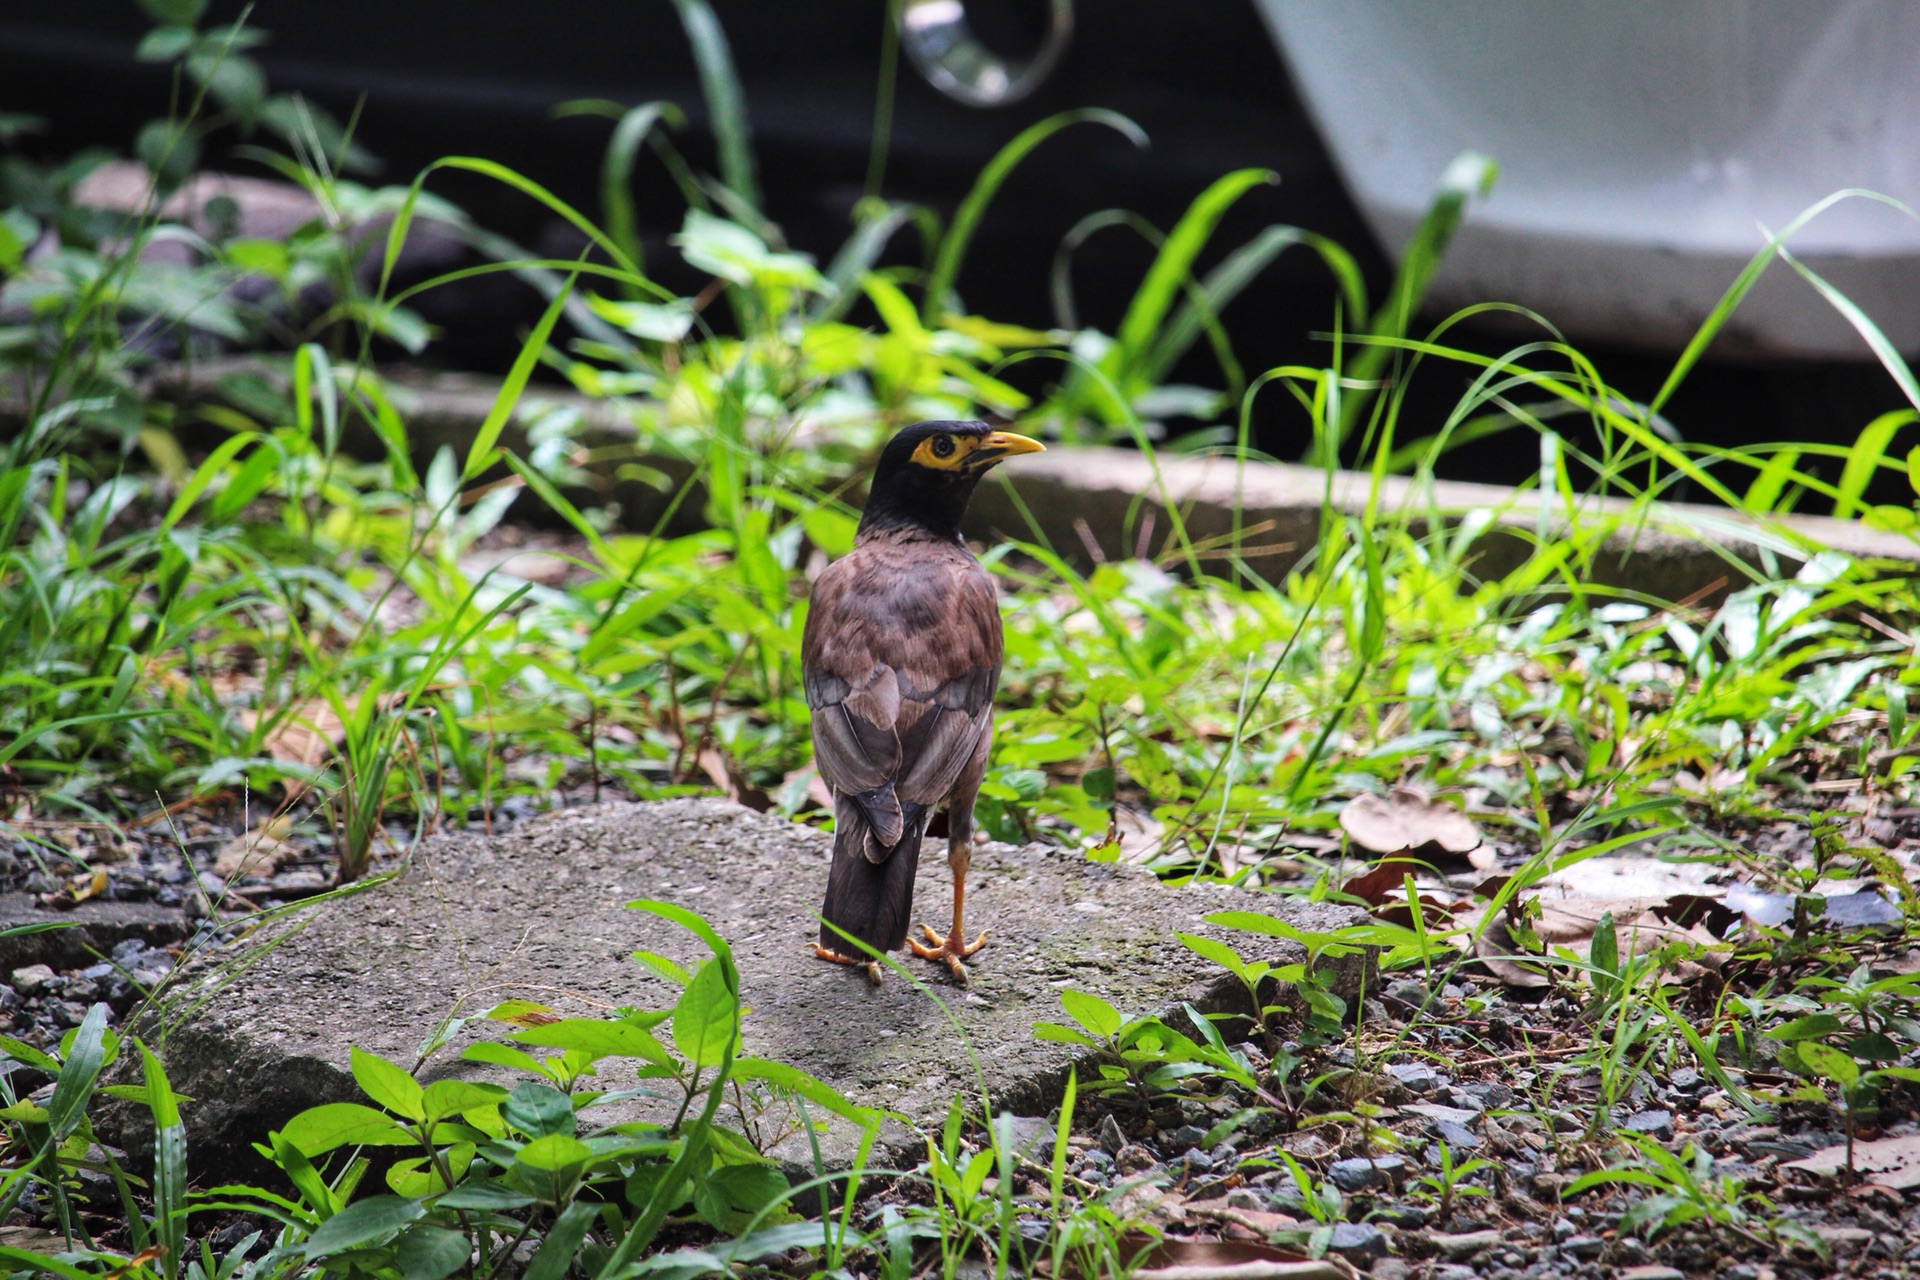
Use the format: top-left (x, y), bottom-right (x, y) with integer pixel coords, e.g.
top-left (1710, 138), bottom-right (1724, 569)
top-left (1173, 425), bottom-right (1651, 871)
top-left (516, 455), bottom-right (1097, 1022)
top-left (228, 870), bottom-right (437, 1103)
top-left (1059, 989), bottom-right (1122, 1039)
top-left (1797, 1041), bottom-right (1860, 1089)
top-left (508, 1018), bottom-right (673, 1067)
top-left (1767, 1014), bottom-right (1847, 1042)
top-left (351, 1046), bottom-right (425, 1121)
top-left (394, 1224), bottom-right (469, 1280)
top-left (502, 1082), bottom-right (575, 1138)
top-left (47, 1004), bottom-right (111, 1141)
top-left (1175, 932), bottom-right (1246, 976)
top-left (515, 1133), bottom-right (594, 1172)
top-left (140, 1041), bottom-right (186, 1280)
top-left (280, 1102), bottom-right (414, 1155)
top-left (461, 1041), bottom-right (551, 1076)
top-left (523, 1200), bottom-right (598, 1280)
top-left (301, 1195), bottom-right (424, 1258)
top-left (421, 1079), bottom-right (508, 1122)
top-left (671, 959), bottom-right (740, 1067)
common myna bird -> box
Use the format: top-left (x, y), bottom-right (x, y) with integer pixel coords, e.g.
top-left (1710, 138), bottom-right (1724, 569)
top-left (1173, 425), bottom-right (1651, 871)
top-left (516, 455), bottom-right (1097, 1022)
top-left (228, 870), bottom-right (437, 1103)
top-left (803, 420), bottom-right (1044, 983)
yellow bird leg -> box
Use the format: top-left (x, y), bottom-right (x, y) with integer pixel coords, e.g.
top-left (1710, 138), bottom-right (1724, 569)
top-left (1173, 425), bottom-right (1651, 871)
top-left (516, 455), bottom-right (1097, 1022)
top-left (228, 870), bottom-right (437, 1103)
top-left (811, 942), bottom-right (883, 986)
top-left (911, 845), bottom-right (989, 983)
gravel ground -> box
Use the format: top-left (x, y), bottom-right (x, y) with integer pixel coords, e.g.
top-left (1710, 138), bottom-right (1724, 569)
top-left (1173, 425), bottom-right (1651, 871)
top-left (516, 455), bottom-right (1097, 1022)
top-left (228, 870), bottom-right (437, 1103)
top-left (6, 799), bottom-right (1920, 1278)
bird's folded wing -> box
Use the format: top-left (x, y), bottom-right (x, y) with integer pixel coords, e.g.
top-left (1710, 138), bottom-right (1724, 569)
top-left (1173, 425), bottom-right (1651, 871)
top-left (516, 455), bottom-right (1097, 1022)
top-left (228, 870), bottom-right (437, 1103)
top-left (802, 550), bottom-right (1002, 834)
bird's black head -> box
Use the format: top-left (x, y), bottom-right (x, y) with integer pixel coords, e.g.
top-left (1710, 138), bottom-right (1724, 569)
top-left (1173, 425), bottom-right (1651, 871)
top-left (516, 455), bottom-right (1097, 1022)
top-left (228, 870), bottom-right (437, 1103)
top-left (858, 420), bottom-right (1045, 540)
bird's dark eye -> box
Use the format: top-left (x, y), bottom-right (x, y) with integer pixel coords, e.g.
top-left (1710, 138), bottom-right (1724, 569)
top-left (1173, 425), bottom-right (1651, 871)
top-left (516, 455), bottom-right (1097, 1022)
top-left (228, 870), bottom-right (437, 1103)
top-left (931, 435), bottom-right (956, 458)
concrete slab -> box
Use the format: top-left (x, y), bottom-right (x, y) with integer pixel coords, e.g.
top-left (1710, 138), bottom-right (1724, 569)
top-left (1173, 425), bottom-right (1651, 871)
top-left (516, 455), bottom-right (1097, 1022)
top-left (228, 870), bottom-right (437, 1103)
top-left (135, 799), bottom-right (1365, 1176)
top-left (966, 448), bottom-right (1920, 603)
top-left (122, 361), bottom-right (1918, 605)
top-left (0, 895), bottom-right (193, 970)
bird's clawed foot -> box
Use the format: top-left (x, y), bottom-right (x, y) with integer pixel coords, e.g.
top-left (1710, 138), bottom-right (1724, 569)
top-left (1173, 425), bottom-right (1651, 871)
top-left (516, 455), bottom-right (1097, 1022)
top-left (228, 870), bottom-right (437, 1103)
top-left (910, 924), bottom-right (989, 983)
top-left (811, 942), bottom-right (883, 986)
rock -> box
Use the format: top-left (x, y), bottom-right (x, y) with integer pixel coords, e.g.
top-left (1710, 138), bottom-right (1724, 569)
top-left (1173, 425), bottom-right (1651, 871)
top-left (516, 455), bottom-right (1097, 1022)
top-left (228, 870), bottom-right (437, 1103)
top-left (1432, 1119), bottom-right (1482, 1150)
top-left (0, 897), bottom-right (191, 970)
top-left (1452, 1081), bottom-right (1513, 1109)
top-left (1818, 1225), bottom-right (1875, 1253)
top-left (1563, 1235), bottom-right (1606, 1259)
top-left (1096, 1113), bottom-right (1127, 1154)
top-left (1619, 1266), bottom-right (1685, 1280)
top-left (1114, 1144), bottom-right (1158, 1176)
top-left (1402, 1102), bottom-right (1480, 1127)
top-left (1387, 1061), bottom-right (1441, 1094)
top-left (1668, 1067), bottom-right (1702, 1091)
top-left (1326, 1222), bottom-right (1390, 1263)
top-left (994, 1115), bottom-right (1054, 1161)
top-left (1430, 1229), bottom-right (1501, 1261)
top-left (1624, 1108), bottom-right (1674, 1139)
top-left (1329, 1154), bottom-right (1407, 1192)
top-left (1385, 978), bottom-right (1432, 1009)
top-left (1166, 1122), bottom-right (1209, 1149)
top-left (9, 964), bottom-right (55, 996)
top-left (118, 800), bottom-right (1370, 1179)
top-left (1550, 1216), bottom-right (1577, 1242)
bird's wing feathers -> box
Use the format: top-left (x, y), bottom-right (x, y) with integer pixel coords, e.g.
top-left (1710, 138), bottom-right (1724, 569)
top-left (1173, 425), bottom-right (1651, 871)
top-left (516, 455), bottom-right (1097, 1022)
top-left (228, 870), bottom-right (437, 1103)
top-left (803, 539), bottom-right (1000, 857)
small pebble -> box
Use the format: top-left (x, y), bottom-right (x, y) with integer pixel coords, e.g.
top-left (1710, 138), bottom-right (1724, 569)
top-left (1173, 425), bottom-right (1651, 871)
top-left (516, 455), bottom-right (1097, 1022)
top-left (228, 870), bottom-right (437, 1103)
top-left (1114, 1144), bottom-right (1156, 1175)
top-left (1096, 1113), bottom-right (1126, 1154)
top-left (1563, 1236), bottom-right (1605, 1259)
top-left (1326, 1222), bottom-right (1389, 1263)
top-left (1166, 1122), bottom-right (1209, 1149)
top-left (10, 965), bottom-right (57, 995)
top-left (1387, 1061), bottom-right (1441, 1094)
top-left (1431, 1229), bottom-right (1500, 1261)
top-left (1624, 1108), bottom-right (1674, 1139)
top-left (1328, 1154), bottom-right (1406, 1192)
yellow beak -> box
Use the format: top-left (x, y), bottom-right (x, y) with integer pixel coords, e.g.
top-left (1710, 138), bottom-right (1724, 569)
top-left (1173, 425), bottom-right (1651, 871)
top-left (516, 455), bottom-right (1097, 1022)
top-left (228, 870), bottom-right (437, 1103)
top-left (969, 431), bottom-right (1047, 467)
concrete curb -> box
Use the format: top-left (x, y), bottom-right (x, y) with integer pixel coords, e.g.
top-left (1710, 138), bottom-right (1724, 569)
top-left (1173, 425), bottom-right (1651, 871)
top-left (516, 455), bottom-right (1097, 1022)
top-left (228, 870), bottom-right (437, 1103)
top-left (140, 361), bottom-right (1920, 601)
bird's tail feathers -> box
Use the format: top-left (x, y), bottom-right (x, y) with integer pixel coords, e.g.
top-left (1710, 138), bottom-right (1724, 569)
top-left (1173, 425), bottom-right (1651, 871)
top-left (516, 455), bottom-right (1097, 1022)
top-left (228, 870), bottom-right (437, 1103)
top-left (850, 784), bottom-right (904, 858)
top-left (821, 794), bottom-right (932, 955)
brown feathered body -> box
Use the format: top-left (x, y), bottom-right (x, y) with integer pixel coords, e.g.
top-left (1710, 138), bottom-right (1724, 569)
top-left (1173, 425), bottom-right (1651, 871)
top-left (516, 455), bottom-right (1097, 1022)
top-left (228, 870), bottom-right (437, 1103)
top-left (802, 526), bottom-right (1000, 956)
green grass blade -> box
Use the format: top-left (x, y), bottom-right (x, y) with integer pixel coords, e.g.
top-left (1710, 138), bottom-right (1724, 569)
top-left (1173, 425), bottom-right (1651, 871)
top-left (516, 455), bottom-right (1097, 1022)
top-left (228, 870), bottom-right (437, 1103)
top-left (672, 0), bottom-right (759, 212)
top-left (464, 270), bottom-right (578, 482)
top-left (1317, 150), bottom-right (1495, 462)
top-left (923, 108), bottom-right (1147, 325)
top-left (1650, 187), bottom-right (1918, 415)
top-left (140, 1041), bottom-right (187, 1280)
top-left (555, 99), bottom-right (683, 291)
top-left (1110, 167), bottom-right (1276, 383)
top-left (1147, 223), bottom-right (1365, 388)
top-left (1776, 243), bottom-right (1920, 414)
top-left (1831, 408), bottom-right (1919, 518)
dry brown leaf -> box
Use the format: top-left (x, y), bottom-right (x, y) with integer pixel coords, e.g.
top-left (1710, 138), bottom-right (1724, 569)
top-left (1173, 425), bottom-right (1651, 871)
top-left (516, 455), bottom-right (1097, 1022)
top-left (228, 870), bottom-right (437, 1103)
top-left (213, 817), bottom-right (299, 878)
top-left (237, 700), bottom-right (347, 769)
top-left (789, 767), bottom-right (835, 813)
top-left (698, 749), bottom-right (774, 812)
top-left (1341, 857), bottom-right (1420, 906)
top-left (1783, 1133), bottom-right (1920, 1188)
top-left (39, 868), bottom-right (108, 909)
top-left (1468, 894), bottom-right (1727, 990)
top-left (1179, 1196), bottom-right (1303, 1239)
top-left (1339, 789), bottom-right (1481, 858)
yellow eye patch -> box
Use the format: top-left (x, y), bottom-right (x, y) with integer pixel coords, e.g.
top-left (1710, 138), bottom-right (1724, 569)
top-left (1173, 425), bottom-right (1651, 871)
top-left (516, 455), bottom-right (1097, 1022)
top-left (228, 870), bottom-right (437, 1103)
top-left (909, 433), bottom-right (974, 470)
